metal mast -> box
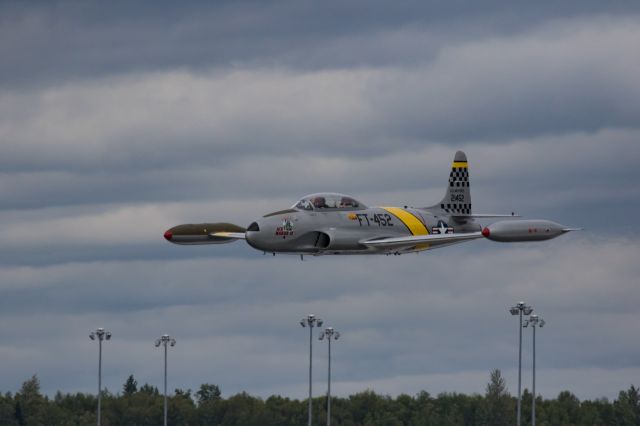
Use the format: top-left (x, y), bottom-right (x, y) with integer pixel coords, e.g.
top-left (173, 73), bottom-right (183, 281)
top-left (319, 327), bottom-right (340, 426)
top-left (155, 334), bottom-right (177, 426)
top-left (301, 314), bottom-right (323, 426)
top-left (524, 315), bottom-right (545, 426)
top-left (89, 328), bottom-right (111, 426)
top-left (510, 301), bottom-right (533, 426)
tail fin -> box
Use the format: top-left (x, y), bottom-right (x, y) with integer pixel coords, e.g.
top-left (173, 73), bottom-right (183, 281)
top-left (429, 151), bottom-right (472, 215)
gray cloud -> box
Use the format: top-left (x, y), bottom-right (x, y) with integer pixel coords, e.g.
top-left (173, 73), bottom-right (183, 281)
top-left (1, 236), bottom-right (638, 400)
top-left (1, 18), bottom-right (638, 189)
top-left (1, 0), bottom-right (639, 403)
top-left (1, 1), bottom-right (638, 88)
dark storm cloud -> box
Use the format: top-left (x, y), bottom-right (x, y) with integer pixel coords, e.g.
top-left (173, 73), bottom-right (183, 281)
top-left (1, 0), bottom-right (640, 402)
top-left (1, 0), bottom-right (639, 88)
top-left (2, 15), bottom-right (639, 184)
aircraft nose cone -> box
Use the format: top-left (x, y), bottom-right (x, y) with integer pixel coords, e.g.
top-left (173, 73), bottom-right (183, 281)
top-left (164, 230), bottom-right (173, 241)
top-left (245, 221), bottom-right (265, 250)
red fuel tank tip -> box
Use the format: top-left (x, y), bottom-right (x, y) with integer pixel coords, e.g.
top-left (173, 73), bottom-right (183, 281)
top-left (164, 231), bottom-right (173, 241)
top-left (481, 227), bottom-right (490, 238)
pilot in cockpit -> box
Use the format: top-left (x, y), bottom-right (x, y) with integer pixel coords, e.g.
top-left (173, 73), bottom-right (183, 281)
top-left (312, 197), bottom-right (328, 209)
top-left (340, 197), bottom-right (358, 208)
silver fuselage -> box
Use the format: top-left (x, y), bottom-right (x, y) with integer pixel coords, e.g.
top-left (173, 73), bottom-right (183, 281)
top-left (245, 206), bottom-right (480, 255)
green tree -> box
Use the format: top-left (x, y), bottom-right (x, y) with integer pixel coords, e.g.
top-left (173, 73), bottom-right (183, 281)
top-left (14, 375), bottom-right (49, 425)
top-left (430, 392), bottom-right (467, 426)
top-left (394, 393), bottom-right (417, 425)
top-left (139, 383), bottom-right (159, 396)
top-left (411, 391), bottom-right (439, 426)
top-left (264, 395), bottom-right (304, 426)
top-left (175, 388), bottom-right (192, 401)
top-left (108, 389), bottom-right (163, 425)
top-left (53, 391), bottom-right (96, 425)
top-left (544, 390), bottom-right (580, 425)
top-left (484, 368), bottom-right (513, 426)
top-left (614, 385), bottom-right (640, 426)
top-left (196, 383), bottom-right (222, 405)
top-left (218, 392), bottom-right (267, 426)
top-left (168, 392), bottom-right (197, 425)
top-left (0, 392), bottom-right (17, 426)
top-left (1, 374), bottom-right (638, 425)
top-left (123, 374), bottom-right (138, 396)
top-left (579, 397), bottom-right (613, 426)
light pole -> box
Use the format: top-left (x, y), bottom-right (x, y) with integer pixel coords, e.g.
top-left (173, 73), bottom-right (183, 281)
top-left (510, 301), bottom-right (533, 426)
top-left (319, 327), bottom-right (340, 426)
top-left (524, 315), bottom-right (545, 426)
top-left (155, 334), bottom-right (177, 426)
top-left (89, 327), bottom-right (111, 426)
top-left (301, 314), bottom-right (323, 426)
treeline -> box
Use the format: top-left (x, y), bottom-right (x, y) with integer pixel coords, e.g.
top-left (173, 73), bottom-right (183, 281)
top-left (1, 370), bottom-right (639, 425)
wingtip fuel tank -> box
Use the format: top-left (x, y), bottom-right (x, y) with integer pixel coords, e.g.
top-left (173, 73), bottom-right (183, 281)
top-left (164, 223), bottom-right (246, 245)
top-left (481, 220), bottom-right (578, 242)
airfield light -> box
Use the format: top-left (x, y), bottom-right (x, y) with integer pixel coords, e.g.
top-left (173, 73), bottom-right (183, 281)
top-left (89, 327), bottom-right (111, 426)
top-left (525, 315), bottom-right (545, 426)
top-left (510, 301), bottom-right (533, 426)
top-left (301, 314), bottom-right (322, 426)
top-left (155, 334), bottom-right (177, 426)
top-left (319, 327), bottom-right (341, 426)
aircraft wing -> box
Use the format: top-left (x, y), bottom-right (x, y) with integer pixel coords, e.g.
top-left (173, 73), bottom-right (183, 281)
top-left (210, 232), bottom-right (246, 240)
top-left (459, 214), bottom-right (521, 218)
top-left (361, 231), bottom-right (483, 250)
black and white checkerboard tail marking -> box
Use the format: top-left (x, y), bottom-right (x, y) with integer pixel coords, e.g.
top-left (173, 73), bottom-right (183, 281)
top-left (433, 150), bottom-right (472, 216)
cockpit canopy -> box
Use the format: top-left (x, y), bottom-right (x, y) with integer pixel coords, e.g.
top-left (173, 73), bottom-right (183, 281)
top-left (293, 193), bottom-right (366, 211)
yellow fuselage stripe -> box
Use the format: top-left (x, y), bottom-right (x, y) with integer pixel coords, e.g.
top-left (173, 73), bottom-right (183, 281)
top-left (452, 162), bottom-right (468, 168)
top-left (381, 207), bottom-right (429, 236)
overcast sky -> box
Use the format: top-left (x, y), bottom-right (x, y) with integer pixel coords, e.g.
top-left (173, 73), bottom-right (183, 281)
top-left (1, 1), bottom-right (639, 402)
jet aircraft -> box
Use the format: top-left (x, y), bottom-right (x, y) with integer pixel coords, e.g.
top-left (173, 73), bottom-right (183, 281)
top-left (164, 151), bottom-right (579, 256)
